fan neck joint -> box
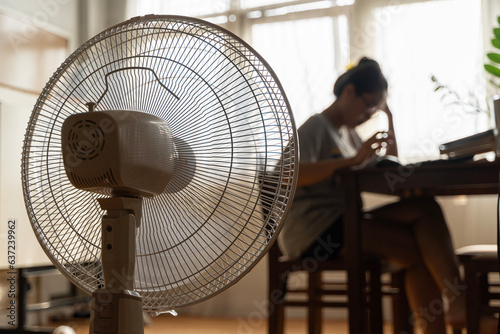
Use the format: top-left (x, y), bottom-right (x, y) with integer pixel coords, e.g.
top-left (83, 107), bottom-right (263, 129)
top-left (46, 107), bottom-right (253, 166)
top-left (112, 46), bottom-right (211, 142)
top-left (98, 196), bottom-right (143, 227)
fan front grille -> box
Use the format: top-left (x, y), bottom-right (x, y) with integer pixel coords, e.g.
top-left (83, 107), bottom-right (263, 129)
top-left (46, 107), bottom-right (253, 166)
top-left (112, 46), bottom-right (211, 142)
top-left (22, 15), bottom-right (297, 312)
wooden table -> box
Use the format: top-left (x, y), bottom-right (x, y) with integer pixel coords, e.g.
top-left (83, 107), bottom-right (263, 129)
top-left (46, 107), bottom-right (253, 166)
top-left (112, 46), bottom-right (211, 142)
top-left (340, 159), bottom-right (500, 333)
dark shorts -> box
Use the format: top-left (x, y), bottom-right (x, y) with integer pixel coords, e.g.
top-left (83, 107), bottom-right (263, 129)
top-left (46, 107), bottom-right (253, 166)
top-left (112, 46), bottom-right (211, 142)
top-left (301, 216), bottom-right (344, 261)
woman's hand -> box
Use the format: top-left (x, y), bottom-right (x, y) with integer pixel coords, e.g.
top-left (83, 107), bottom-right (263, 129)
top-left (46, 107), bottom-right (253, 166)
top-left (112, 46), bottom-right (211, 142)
top-left (380, 102), bottom-right (393, 119)
top-left (351, 131), bottom-right (394, 165)
top-left (379, 102), bottom-right (398, 157)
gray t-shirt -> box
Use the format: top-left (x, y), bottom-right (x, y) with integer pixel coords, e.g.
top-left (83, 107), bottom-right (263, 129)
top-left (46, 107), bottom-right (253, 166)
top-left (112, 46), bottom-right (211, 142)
top-left (278, 113), bottom-right (361, 259)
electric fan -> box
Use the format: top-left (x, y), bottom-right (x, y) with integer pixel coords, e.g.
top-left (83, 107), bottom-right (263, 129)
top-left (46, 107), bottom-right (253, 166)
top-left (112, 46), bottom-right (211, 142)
top-left (21, 15), bottom-right (297, 333)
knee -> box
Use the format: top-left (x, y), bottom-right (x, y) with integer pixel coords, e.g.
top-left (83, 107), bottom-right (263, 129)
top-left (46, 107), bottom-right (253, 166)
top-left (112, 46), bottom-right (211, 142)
top-left (387, 248), bottom-right (423, 271)
top-left (361, 222), bottom-right (423, 269)
top-left (407, 196), bottom-right (440, 209)
top-left (405, 197), bottom-right (443, 219)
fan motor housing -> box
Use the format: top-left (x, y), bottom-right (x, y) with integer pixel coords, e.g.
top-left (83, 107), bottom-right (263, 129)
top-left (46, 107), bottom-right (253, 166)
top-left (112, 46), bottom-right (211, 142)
top-left (61, 109), bottom-right (174, 197)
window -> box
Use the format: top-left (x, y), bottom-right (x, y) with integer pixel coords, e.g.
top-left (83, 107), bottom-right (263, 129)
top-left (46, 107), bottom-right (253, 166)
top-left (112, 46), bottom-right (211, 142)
top-left (130, 0), bottom-right (230, 18)
top-left (241, 0), bottom-right (295, 9)
top-left (252, 16), bottom-right (349, 126)
top-left (373, 0), bottom-right (485, 162)
top-left (127, 0), bottom-right (494, 161)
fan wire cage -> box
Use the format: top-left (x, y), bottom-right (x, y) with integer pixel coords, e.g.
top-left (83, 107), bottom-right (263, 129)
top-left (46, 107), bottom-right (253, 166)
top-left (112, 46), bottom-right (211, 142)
top-left (21, 15), bottom-right (298, 313)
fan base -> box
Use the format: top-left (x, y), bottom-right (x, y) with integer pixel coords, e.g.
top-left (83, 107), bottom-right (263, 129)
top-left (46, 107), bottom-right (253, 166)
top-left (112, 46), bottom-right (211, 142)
top-left (89, 289), bottom-right (144, 334)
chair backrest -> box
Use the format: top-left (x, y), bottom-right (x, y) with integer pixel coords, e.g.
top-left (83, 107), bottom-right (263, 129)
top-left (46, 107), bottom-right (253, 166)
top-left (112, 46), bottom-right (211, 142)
top-left (259, 168), bottom-right (284, 244)
top-left (268, 234), bottom-right (283, 263)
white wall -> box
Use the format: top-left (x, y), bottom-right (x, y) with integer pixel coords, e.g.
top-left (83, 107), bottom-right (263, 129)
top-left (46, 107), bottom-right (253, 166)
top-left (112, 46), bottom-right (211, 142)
top-left (0, 0), bottom-right (124, 268)
top-left (0, 88), bottom-right (51, 268)
top-left (0, 0), bottom-right (78, 268)
top-left (0, 0), bottom-right (79, 49)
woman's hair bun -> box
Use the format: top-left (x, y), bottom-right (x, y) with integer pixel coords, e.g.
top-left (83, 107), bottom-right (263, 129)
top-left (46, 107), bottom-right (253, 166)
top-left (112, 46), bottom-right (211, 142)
top-left (358, 57), bottom-right (379, 67)
top-left (333, 57), bottom-right (387, 97)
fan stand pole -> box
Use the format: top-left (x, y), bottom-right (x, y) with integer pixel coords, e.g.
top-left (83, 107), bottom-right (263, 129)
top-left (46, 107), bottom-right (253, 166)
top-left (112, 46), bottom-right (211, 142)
top-left (89, 197), bottom-right (145, 334)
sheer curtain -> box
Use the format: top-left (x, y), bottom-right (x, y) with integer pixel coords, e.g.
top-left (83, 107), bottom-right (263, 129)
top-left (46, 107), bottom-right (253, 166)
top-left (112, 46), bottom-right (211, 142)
top-left (372, 0), bottom-right (486, 162)
top-left (252, 16), bottom-right (349, 126)
top-left (125, 1), bottom-right (351, 128)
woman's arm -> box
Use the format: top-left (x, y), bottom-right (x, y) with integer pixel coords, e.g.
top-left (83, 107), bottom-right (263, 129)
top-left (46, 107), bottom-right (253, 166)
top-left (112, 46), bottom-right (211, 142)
top-left (297, 131), bottom-right (389, 187)
top-left (297, 158), bottom-right (356, 187)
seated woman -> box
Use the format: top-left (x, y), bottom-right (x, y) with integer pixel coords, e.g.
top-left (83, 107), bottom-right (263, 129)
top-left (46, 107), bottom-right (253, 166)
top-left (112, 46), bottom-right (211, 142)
top-left (278, 57), bottom-right (497, 334)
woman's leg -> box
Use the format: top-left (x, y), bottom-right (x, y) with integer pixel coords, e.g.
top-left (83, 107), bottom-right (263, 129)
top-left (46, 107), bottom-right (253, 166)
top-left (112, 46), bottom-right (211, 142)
top-left (362, 197), bottom-right (497, 333)
top-left (360, 213), bottom-right (446, 334)
top-left (365, 198), bottom-right (463, 304)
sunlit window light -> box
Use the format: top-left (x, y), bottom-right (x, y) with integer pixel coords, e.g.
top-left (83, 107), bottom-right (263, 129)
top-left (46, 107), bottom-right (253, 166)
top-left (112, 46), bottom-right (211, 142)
top-left (241, 0), bottom-right (354, 10)
top-left (247, 11), bottom-right (263, 19)
top-left (264, 1), bottom-right (332, 17)
top-left (373, 0), bottom-right (483, 162)
top-left (203, 15), bottom-right (228, 25)
top-left (241, 0), bottom-right (294, 9)
top-left (252, 16), bottom-right (348, 126)
top-left (135, 0), bottom-right (230, 17)
top-left (334, 0), bottom-right (354, 6)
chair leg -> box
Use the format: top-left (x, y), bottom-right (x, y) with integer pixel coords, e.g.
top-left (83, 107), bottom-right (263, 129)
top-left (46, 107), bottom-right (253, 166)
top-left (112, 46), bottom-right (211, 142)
top-left (390, 271), bottom-right (413, 334)
top-left (268, 299), bottom-right (285, 334)
top-left (271, 304), bottom-right (285, 334)
top-left (478, 272), bottom-right (489, 307)
top-left (464, 265), bottom-right (481, 334)
top-left (268, 271), bottom-right (287, 334)
top-left (308, 271), bottom-right (322, 334)
top-left (367, 261), bottom-right (383, 334)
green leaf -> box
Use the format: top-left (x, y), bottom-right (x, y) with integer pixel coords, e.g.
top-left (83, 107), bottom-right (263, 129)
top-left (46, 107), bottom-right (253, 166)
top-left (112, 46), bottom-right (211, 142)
top-left (498, 16), bottom-right (500, 25)
top-left (489, 78), bottom-right (500, 89)
top-left (495, 28), bottom-right (500, 40)
top-left (487, 52), bottom-right (500, 63)
top-left (493, 38), bottom-right (500, 50)
top-left (485, 64), bottom-right (500, 78)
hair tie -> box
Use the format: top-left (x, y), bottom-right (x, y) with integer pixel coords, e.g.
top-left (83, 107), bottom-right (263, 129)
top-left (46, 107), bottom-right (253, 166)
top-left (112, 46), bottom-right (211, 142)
top-left (345, 61), bottom-right (356, 71)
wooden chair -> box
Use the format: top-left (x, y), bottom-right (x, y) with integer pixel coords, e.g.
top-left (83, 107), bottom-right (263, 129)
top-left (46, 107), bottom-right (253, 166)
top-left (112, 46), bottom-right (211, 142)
top-left (260, 172), bottom-right (412, 333)
top-left (455, 244), bottom-right (500, 334)
top-left (267, 240), bottom-right (414, 334)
